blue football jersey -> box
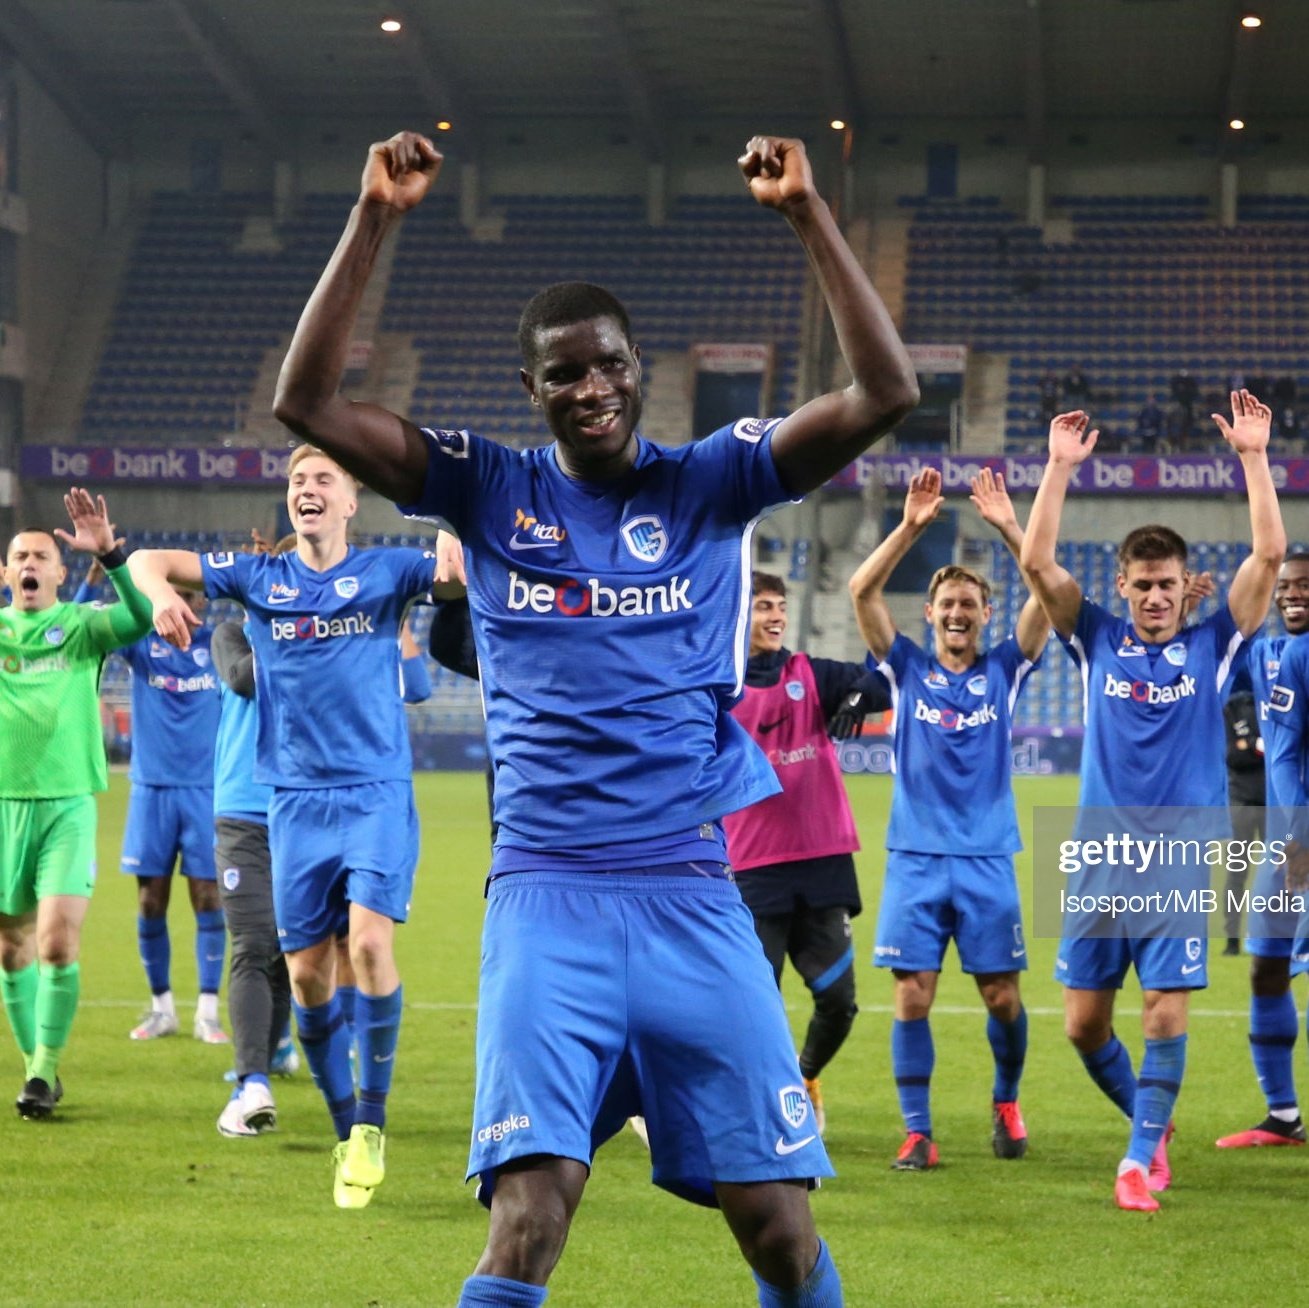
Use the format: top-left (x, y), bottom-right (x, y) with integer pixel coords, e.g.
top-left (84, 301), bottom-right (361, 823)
top-left (213, 684), bottom-right (270, 821)
top-left (1265, 635), bottom-right (1309, 814)
top-left (121, 627), bottom-right (221, 788)
top-left (402, 422), bottom-right (791, 852)
top-left (877, 633), bottom-right (1038, 855)
top-left (1060, 599), bottom-right (1242, 812)
top-left (201, 546), bottom-right (434, 788)
top-left (1245, 633), bottom-right (1308, 808)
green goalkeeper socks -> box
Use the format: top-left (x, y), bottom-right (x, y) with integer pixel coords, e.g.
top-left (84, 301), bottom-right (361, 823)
top-left (29, 961), bottom-right (80, 1085)
top-left (1, 962), bottom-right (39, 1076)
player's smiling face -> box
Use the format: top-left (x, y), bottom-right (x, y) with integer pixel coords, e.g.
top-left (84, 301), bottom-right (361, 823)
top-left (1275, 558), bottom-right (1309, 635)
top-left (287, 455), bottom-right (357, 544)
top-left (5, 532), bottom-right (66, 612)
top-left (926, 580), bottom-right (990, 665)
top-left (750, 590), bottom-right (788, 656)
top-left (522, 315), bottom-right (642, 480)
top-left (1117, 556), bottom-right (1186, 642)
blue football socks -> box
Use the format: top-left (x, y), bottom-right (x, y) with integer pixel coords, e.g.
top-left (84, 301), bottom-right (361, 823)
top-left (754, 1239), bottom-right (843, 1307)
top-left (295, 994), bottom-right (356, 1140)
top-left (137, 915), bottom-right (170, 994)
top-left (456, 1275), bottom-right (548, 1306)
top-left (195, 909), bottom-right (226, 996)
top-left (1078, 1032), bottom-right (1138, 1119)
top-left (355, 985), bottom-right (402, 1130)
top-left (1126, 1033), bottom-right (1186, 1169)
top-left (892, 1017), bottom-right (934, 1137)
top-left (987, 1007), bottom-right (1028, 1103)
top-left (1250, 992), bottom-right (1298, 1112)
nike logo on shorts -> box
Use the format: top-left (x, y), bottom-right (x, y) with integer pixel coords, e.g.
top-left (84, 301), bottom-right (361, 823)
top-left (775, 1134), bottom-right (816, 1156)
top-left (1181, 963), bottom-right (1202, 975)
top-left (758, 718), bottom-right (787, 735)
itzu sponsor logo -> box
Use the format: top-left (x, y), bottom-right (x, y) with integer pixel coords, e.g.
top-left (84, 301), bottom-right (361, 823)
top-left (914, 700), bottom-right (998, 730)
top-left (512, 508), bottom-right (567, 547)
top-left (507, 570), bottom-right (691, 618)
top-left (476, 1112), bottom-right (531, 1144)
top-left (271, 612), bottom-right (376, 641)
top-left (1103, 671), bottom-right (1197, 704)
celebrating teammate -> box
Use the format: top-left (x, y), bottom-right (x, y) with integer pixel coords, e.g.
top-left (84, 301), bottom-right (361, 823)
top-left (0, 490), bottom-right (155, 1118)
top-left (116, 594), bottom-right (227, 1045)
top-left (129, 446), bottom-right (443, 1207)
top-left (271, 129), bottom-right (917, 1307)
top-left (722, 569), bottom-right (890, 1136)
top-left (1214, 555), bottom-right (1309, 1149)
top-left (1019, 395), bottom-right (1285, 1211)
top-left (849, 467), bottom-right (1048, 1169)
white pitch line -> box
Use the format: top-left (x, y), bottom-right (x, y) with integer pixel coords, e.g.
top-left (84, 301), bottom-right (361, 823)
top-left (79, 998), bottom-right (1255, 1019)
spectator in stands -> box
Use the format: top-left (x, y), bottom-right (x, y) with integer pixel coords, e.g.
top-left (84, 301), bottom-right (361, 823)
top-left (1135, 395), bottom-right (1165, 451)
top-left (1169, 369), bottom-right (1198, 449)
top-left (1273, 374), bottom-right (1298, 442)
top-left (1062, 364), bottom-right (1091, 406)
top-left (1038, 371), bottom-right (1062, 426)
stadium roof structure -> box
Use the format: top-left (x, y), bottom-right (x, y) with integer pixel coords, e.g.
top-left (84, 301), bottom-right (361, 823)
top-left (3, 0), bottom-right (1307, 163)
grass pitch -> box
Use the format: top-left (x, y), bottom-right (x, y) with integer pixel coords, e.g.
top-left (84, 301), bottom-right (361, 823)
top-left (4, 772), bottom-right (1303, 1307)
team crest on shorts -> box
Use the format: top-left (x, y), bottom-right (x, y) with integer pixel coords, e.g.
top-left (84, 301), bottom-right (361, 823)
top-left (1185, 936), bottom-right (1201, 962)
top-left (786, 680), bottom-right (805, 701)
top-left (334, 576), bottom-right (360, 599)
top-left (778, 1084), bottom-right (810, 1129)
top-left (620, 515), bottom-right (668, 564)
top-left (223, 866), bottom-right (240, 891)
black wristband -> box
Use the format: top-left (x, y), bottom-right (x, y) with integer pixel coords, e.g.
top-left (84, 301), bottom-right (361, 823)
top-left (97, 545), bottom-right (128, 570)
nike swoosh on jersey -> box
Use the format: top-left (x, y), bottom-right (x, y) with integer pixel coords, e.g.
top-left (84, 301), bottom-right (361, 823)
top-left (508, 535), bottom-right (556, 551)
top-left (758, 718), bottom-right (787, 735)
top-left (774, 1134), bottom-right (816, 1156)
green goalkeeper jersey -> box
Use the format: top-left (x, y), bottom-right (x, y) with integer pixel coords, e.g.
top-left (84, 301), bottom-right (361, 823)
top-left (0, 565), bottom-right (154, 799)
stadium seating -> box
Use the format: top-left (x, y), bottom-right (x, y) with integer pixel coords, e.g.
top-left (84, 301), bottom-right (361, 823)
top-left (80, 189), bottom-right (807, 446)
top-left (900, 194), bottom-right (1308, 452)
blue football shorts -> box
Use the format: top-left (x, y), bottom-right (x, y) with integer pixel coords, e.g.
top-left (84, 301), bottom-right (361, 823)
top-left (120, 783), bottom-right (216, 880)
top-left (468, 869), bottom-right (834, 1208)
top-left (873, 851), bottom-right (1027, 975)
top-left (268, 780), bottom-right (418, 952)
top-left (1055, 935), bottom-right (1208, 991)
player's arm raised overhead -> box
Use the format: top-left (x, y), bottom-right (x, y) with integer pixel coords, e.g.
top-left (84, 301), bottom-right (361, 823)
top-left (126, 548), bottom-right (205, 651)
top-left (1214, 389), bottom-right (1287, 637)
top-left (739, 136), bottom-right (919, 495)
top-left (58, 489), bottom-right (153, 647)
top-left (273, 132), bottom-right (444, 506)
top-left (848, 468), bottom-right (944, 661)
top-left (970, 468), bottom-right (1050, 662)
top-left (1019, 410), bottom-right (1097, 639)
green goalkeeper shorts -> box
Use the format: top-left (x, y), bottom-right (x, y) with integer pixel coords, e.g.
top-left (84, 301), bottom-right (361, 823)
top-left (0, 795), bottom-right (98, 917)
